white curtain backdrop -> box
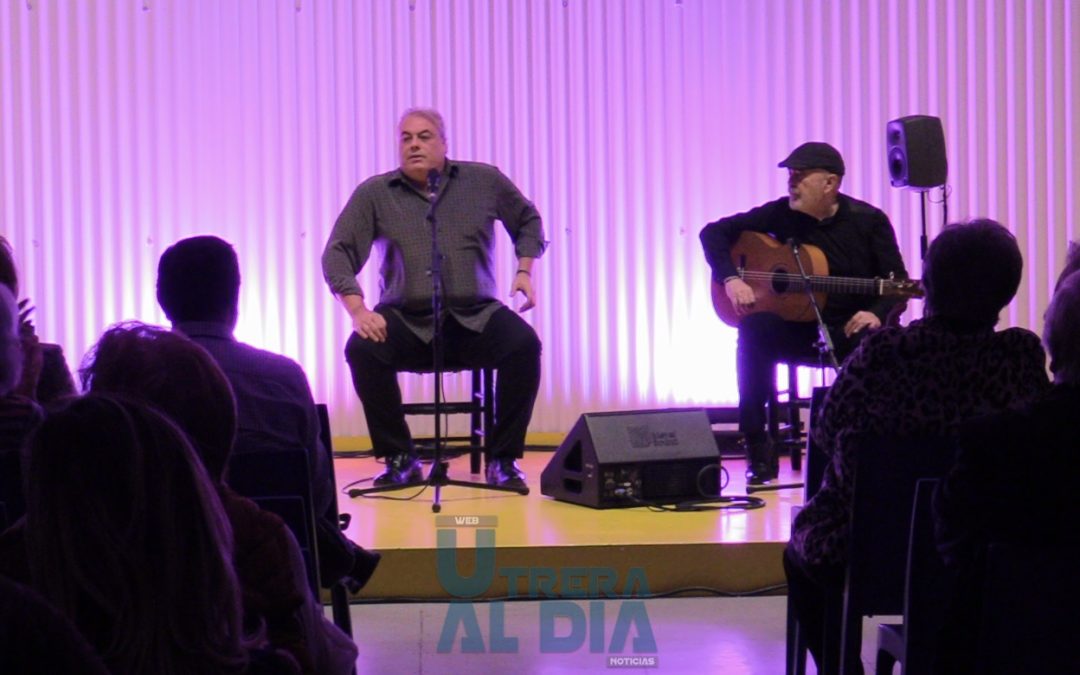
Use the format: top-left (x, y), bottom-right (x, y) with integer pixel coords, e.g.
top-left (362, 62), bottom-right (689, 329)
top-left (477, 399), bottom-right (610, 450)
top-left (2, 0), bottom-right (1077, 437)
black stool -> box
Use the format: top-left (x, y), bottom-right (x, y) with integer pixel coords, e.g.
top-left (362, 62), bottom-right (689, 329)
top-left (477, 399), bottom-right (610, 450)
top-left (769, 359), bottom-right (835, 471)
top-left (401, 367), bottom-right (493, 474)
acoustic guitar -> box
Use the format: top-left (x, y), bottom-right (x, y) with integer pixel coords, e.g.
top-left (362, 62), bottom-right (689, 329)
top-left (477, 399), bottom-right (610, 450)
top-left (711, 231), bottom-right (923, 327)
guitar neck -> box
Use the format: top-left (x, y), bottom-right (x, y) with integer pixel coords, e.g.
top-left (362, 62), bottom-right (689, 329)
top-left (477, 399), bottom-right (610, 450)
top-left (739, 271), bottom-right (885, 295)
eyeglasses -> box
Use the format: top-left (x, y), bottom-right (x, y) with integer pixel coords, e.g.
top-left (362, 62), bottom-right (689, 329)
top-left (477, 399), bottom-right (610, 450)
top-left (788, 169), bottom-right (833, 182)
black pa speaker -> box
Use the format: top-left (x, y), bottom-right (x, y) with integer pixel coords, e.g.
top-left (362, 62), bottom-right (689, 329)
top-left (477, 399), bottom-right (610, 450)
top-left (886, 115), bottom-right (948, 189)
top-left (540, 408), bottom-right (721, 509)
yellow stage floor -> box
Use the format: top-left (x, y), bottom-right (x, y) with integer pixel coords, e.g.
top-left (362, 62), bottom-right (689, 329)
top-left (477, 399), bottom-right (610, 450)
top-left (332, 450), bottom-right (805, 601)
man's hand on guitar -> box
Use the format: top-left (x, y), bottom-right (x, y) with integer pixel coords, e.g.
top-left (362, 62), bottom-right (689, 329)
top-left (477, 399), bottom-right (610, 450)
top-left (844, 310), bottom-right (881, 337)
top-left (724, 277), bottom-right (756, 316)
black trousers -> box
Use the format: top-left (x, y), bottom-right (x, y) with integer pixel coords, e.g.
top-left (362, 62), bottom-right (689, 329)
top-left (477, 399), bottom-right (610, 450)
top-left (344, 305), bottom-right (541, 460)
top-left (736, 313), bottom-right (860, 445)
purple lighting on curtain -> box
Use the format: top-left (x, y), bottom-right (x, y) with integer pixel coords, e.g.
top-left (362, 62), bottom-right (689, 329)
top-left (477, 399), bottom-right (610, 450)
top-left (1, 0), bottom-right (1077, 438)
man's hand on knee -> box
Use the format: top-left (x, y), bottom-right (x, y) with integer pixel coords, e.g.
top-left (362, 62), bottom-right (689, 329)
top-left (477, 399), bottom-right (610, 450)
top-left (353, 308), bottom-right (388, 342)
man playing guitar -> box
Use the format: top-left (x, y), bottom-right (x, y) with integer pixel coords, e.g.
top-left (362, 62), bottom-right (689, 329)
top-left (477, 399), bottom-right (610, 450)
top-left (700, 142), bottom-right (910, 484)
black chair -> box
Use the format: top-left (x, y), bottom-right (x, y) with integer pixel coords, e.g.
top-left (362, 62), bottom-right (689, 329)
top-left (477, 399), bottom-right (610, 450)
top-left (401, 366), bottom-right (493, 474)
top-left (976, 542), bottom-right (1080, 673)
top-left (830, 434), bottom-right (954, 674)
top-left (227, 449), bottom-right (321, 594)
top-left (786, 386), bottom-right (830, 675)
top-left (227, 444), bottom-right (357, 674)
top-left (315, 403), bottom-right (354, 639)
top-left (875, 479), bottom-right (951, 675)
top-left (787, 433), bottom-right (954, 675)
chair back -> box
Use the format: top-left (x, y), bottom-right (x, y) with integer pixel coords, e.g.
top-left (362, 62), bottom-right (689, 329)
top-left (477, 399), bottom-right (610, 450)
top-left (846, 434), bottom-right (955, 614)
top-left (900, 478), bottom-right (951, 674)
top-left (803, 386), bottom-right (831, 500)
top-left (227, 449), bottom-right (319, 595)
top-left (315, 404), bottom-right (340, 510)
top-left (978, 542), bottom-right (1080, 673)
top-left (833, 433), bottom-right (955, 674)
top-left (316, 403), bottom-right (355, 640)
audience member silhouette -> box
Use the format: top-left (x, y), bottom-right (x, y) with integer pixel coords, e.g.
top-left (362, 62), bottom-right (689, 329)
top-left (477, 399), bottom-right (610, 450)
top-left (80, 323), bottom-right (358, 675)
top-left (0, 235), bottom-right (76, 403)
top-left (933, 244), bottom-right (1080, 673)
top-left (0, 284), bottom-right (40, 529)
top-left (784, 219), bottom-right (1051, 671)
top-left (0, 285), bottom-right (20, 395)
top-left (156, 235), bottom-right (379, 590)
top-left (22, 393), bottom-right (299, 674)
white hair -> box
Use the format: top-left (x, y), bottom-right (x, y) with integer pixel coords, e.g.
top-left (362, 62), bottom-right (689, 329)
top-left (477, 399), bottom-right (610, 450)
top-left (398, 107), bottom-right (447, 141)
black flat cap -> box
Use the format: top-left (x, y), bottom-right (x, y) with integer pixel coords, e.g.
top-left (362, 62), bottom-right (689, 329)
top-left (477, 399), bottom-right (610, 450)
top-left (778, 142), bottom-right (845, 176)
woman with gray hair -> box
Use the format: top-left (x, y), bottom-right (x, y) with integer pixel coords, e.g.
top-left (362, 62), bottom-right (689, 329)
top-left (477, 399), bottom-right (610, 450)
top-left (784, 218), bottom-right (1051, 671)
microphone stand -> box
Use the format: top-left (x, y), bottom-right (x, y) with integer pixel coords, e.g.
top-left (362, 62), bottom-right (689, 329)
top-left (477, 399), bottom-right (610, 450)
top-left (349, 168), bottom-right (528, 512)
top-left (919, 191), bottom-right (929, 261)
top-left (790, 239), bottom-right (842, 373)
top-left (735, 239), bottom-right (833, 496)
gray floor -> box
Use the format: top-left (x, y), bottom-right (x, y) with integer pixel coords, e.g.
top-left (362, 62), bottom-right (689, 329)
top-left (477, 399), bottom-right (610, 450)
top-left (340, 596), bottom-right (895, 674)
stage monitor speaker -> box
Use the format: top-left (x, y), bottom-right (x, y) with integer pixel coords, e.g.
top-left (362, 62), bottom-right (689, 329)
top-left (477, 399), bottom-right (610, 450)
top-left (540, 408), bottom-right (721, 509)
top-left (886, 115), bottom-right (948, 189)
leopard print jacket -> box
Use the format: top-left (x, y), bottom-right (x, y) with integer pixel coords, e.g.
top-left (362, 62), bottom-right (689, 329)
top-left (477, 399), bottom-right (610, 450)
top-left (789, 317), bottom-right (1049, 569)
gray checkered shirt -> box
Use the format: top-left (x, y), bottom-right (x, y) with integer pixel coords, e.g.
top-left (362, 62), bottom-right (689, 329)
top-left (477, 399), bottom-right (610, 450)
top-left (322, 160), bottom-right (547, 342)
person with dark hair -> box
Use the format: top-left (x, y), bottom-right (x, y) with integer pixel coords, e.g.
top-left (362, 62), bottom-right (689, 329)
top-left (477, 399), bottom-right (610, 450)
top-left (156, 234), bottom-right (380, 591)
top-left (933, 259), bottom-right (1080, 673)
top-left (700, 142), bottom-right (910, 484)
top-left (22, 393), bottom-right (298, 675)
top-left (0, 236), bottom-right (76, 404)
top-left (0, 284), bottom-right (41, 528)
top-left (79, 323), bottom-right (358, 675)
top-left (0, 286), bottom-right (24, 401)
top-left (783, 219), bottom-right (1050, 671)
top-left (323, 107), bottom-right (547, 488)
top-left (0, 238), bottom-right (16, 293)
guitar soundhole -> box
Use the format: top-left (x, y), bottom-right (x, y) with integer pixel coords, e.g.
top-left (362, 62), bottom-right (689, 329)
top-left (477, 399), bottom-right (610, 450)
top-left (771, 267), bottom-right (790, 294)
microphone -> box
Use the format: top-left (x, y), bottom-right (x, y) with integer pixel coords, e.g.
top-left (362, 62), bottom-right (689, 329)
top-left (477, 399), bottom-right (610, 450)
top-left (426, 168), bottom-right (441, 200)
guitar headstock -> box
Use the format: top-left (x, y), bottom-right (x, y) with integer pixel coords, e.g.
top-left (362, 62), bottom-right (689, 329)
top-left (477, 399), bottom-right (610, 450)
top-left (883, 278), bottom-right (925, 298)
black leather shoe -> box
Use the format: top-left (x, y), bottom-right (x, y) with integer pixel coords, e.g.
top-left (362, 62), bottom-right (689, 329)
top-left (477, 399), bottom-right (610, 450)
top-left (341, 546), bottom-right (382, 593)
top-left (746, 461), bottom-right (779, 485)
top-left (745, 439), bottom-right (779, 485)
top-left (373, 452), bottom-right (423, 486)
top-left (485, 458), bottom-right (527, 488)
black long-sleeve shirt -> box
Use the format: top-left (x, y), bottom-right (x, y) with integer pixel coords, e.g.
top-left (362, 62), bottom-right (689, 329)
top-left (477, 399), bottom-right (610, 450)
top-left (700, 195), bottom-right (909, 325)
